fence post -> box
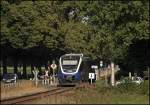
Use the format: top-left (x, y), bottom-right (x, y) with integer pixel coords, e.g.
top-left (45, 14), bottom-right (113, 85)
top-left (105, 68), bottom-right (108, 86)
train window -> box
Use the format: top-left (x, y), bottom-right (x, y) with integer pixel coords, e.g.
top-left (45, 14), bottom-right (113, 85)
top-left (63, 60), bottom-right (78, 65)
top-left (61, 55), bottom-right (81, 73)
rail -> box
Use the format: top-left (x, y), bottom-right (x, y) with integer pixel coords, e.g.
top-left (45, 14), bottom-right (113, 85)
top-left (0, 87), bottom-right (74, 104)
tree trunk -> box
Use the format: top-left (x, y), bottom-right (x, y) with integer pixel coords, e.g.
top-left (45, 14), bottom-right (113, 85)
top-left (14, 58), bottom-right (18, 74)
top-left (37, 65), bottom-right (41, 73)
top-left (2, 56), bottom-right (7, 74)
top-left (31, 64), bottom-right (34, 73)
top-left (23, 59), bottom-right (27, 79)
top-left (44, 61), bottom-right (48, 70)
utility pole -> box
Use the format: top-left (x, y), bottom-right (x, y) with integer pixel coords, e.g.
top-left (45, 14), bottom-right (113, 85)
top-left (100, 60), bottom-right (103, 81)
top-left (111, 62), bottom-right (115, 86)
top-left (129, 72), bottom-right (132, 79)
top-left (105, 68), bottom-right (108, 86)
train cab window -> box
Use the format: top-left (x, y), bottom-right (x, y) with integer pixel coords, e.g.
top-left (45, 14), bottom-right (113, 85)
top-left (61, 55), bottom-right (80, 73)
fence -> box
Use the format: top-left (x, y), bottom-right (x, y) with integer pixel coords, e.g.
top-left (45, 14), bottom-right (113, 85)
top-left (95, 65), bottom-right (119, 80)
top-left (1, 80), bottom-right (35, 94)
top-left (1, 77), bottom-right (59, 91)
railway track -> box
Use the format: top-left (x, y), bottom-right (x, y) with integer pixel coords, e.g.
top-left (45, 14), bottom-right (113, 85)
top-left (0, 87), bottom-right (74, 104)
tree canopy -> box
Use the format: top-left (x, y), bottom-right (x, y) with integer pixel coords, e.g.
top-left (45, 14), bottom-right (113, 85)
top-left (0, 0), bottom-right (149, 75)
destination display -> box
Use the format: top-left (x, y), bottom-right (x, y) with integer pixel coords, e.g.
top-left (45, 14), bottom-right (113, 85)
top-left (62, 60), bottom-right (78, 65)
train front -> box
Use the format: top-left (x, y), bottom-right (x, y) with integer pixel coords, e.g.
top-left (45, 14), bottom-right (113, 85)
top-left (58, 54), bottom-right (83, 85)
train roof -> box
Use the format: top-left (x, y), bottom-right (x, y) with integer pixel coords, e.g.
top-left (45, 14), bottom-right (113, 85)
top-left (64, 53), bottom-right (83, 57)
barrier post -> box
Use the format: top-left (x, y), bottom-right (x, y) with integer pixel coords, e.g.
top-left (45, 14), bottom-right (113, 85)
top-left (51, 61), bottom-right (57, 86)
top-left (33, 68), bottom-right (39, 86)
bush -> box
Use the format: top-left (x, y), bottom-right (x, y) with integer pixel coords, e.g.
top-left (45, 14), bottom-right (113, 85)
top-left (116, 80), bottom-right (149, 96)
top-left (94, 79), bottom-right (149, 96)
top-left (138, 80), bottom-right (149, 95)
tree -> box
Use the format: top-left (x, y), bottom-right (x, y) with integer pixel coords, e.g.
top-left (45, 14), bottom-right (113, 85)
top-left (1, 1), bottom-right (149, 76)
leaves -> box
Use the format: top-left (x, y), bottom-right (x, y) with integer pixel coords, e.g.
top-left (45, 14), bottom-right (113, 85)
top-left (1, 1), bottom-right (149, 67)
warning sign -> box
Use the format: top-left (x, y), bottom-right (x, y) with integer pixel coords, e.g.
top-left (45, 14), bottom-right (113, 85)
top-left (51, 64), bottom-right (57, 70)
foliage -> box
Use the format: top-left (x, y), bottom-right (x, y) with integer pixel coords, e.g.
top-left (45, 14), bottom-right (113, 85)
top-left (0, 1), bottom-right (149, 73)
top-left (95, 79), bottom-right (149, 96)
top-left (115, 80), bottom-right (149, 96)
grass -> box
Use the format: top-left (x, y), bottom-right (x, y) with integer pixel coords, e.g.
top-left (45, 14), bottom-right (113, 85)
top-left (1, 80), bottom-right (50, 99)
top-left (79, 81), bottom-right (148, 104)
top-left (25, 80), bottom-right (149, 104)
top-left (77, 88), bottom-right (148, 104)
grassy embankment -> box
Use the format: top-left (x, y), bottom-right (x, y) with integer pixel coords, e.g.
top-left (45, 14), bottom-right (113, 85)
top-left (75, 80), bottom-right (149, 104)
top-left (28, 80), bottom-right (149, 104)
top-left (1, 80), bottom-right (50, 99)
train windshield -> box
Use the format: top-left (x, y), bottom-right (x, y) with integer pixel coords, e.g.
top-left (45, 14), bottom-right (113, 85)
top-left (61, 55), bottom-right (80, 73)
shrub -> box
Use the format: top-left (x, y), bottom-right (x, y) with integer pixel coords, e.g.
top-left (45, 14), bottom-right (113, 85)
top-left (138, 80), bottom-right (149, 96)
top-left (115, 80), bottom-right (149, 96)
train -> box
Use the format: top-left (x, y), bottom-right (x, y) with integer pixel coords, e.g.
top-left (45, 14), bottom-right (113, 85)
top-left (57, 53), bottom-right (95, 85)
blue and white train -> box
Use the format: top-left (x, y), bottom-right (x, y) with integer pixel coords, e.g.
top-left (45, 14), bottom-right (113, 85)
top-left (58, 53), bottom-right (95, 85)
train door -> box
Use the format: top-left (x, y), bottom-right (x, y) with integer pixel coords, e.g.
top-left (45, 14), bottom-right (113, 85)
top-left (80, 57), bottom-right (93, 82)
